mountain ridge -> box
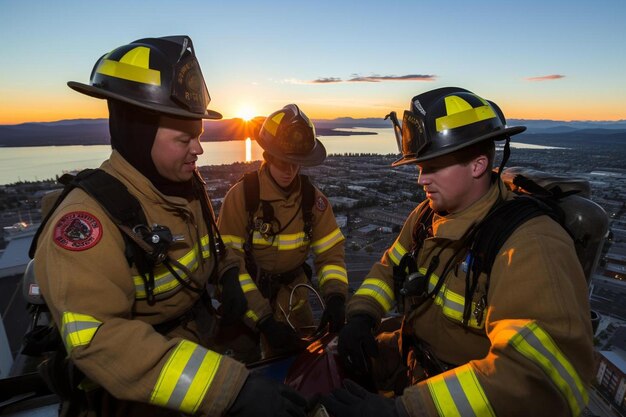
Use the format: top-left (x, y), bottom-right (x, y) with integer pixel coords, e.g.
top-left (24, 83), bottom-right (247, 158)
top-left (1, 117), bottom-right (626, 147)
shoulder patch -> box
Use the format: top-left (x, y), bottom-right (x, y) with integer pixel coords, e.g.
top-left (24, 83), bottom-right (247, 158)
top-left (53, 211), bottom-right (103, 251)
top-left (315, 195), bottom-right (328, 212)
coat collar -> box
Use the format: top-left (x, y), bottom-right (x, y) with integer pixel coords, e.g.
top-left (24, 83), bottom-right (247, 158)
top-left (101, 151), bottom-right (192, 208)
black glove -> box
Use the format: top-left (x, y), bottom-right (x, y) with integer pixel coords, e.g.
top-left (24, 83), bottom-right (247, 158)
top-left (320, 379), bottom-right (407, 417)
top-left (228, 374), bottom-right (307, 417)
top-left (258, 316), bottom-right (305, 356)
top-left (317, 295), bottom-right (346, 333)
top-left (337, 314), bottom-right (378, 376)
top-left (219, 267), bottom-right (248, 325)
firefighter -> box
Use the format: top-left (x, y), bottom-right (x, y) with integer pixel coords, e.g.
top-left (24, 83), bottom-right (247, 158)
top-left (323, 87), bottom-right (594, 416)
top-left (217, 104), bottom-right (348, 362)
top-left (33, 36), bottom-right (306, 417)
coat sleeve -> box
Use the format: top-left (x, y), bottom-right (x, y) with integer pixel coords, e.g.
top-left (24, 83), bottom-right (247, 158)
top-left (400, 216), bottom-right (594, 417)
top-left (309, 189), bottom-right (348, 301)
top-left (346, 205), bottom-right (423, 322)
top-left (35, 192), bottom-right (249, 417)
top-left (217, 183), bottom-right (273, 327)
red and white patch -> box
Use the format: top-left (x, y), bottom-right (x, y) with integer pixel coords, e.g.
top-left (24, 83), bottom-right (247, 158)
top-left (315, 196), bottom-right (328, 212)
top-left (53, 211), bottom-right (103, 251)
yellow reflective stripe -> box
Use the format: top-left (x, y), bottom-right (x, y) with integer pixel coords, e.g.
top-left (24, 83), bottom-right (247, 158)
top-left (222, 234), bottom-right (245, 251)
top-left (277, 232), bottom-right (308, 250)
top-left (251, 231), bottom-right (273, 246)
top-left (509, 322), bottom-right (587, 415)
top-left (200, 235), bottom-right (210, 259)
top-left (427, 364), bottom-right (495, 417)
top-left (387, 239), bottom-right (407, 266)
top-left (354, 278), bottom-right (394, 311)
top-left (133, 237), bottom-right (210, 298)
top-left (436, 102), bottom-right (496, 132)
top-left (312, 228), bottom-right (345, 255)
top-left (239, 273), bottom-right (258, 293)
top-left (419, 267), bottom-right (483, 329)
top-left (97, 47), bottom-right (161, 86)
top-left (61, 312), bottom-right (102, 352)
top-left (319, 264), bottom-right (348, 287)
top-left (245, 309), bottom-right (259, 322)
top-left (151, 340), bottom-right (222, 414)
top-left (251, 231), bottom-right (309, 250)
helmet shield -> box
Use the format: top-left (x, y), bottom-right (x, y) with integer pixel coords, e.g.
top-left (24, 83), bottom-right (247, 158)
top-left (170, 50), bottom-right (211, 114)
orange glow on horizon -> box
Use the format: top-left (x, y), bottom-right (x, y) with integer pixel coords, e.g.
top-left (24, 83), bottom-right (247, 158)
top-left (1, 99), bottom-right (625, 124)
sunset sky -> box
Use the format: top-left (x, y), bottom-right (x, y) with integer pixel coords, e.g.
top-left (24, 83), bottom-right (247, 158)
top-left (1, 0), bottom-right (625, 124)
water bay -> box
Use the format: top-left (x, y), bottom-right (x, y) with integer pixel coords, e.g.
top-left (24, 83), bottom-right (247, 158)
top-left (0, 127), bottom-right (557, 185)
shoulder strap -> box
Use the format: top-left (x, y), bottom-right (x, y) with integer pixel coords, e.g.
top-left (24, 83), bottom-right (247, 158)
top-left (461, 194), bottom-right (562, 325)
top-left (471, 195), bottom-right (558, 276)
top-left (29, 169), bottom-right (147, 258)
top-left (242, 171), bottom-right (260, 214)
top-left (29, 169), bottom-right (152, 269)
top-left (300, 174), bottom-right (315, 238)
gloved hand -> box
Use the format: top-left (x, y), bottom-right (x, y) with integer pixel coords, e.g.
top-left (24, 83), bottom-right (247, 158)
top-left (320, 379), bottom-right (408, 417)
top-left (338, 314), bottom-right (378, 376)
top-left (317, 295), bottom-right (346, 333)
top-left (258, 316), bottom-right (306, 356)
top-left (228, 374), bottom-right (307, 417)
top-left (219, 267), bottom-right (248, 325)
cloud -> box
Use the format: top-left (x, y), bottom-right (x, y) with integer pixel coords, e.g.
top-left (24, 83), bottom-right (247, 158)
top-left (348, 74), bottom-right (436, 82)
top-left (306, 74), bottom-right (436, 83)
top-left (525, 74), bottom-right (565, 81)
top-left (311, 77), bottom-right (343, 84)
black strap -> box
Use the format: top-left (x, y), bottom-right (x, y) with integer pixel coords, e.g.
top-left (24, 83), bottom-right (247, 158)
top-left (300, 174), bottom-right (315, 239)
top-left (29, 169), bottom-right (162, 303)
top-left (460, 194), bottom-right (561, 324)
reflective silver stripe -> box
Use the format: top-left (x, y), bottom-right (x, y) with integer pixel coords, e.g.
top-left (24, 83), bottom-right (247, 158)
top-left (354, 278), bottom-right (394, 311)
top-left (418, 267), bottom-right (483, 329)
top-left (319, 265), bottom-right (348, 287)
top-left (427, 365), bottom-right (495, 417)
top-left (445, 375), bottom-right (477, 417)
top-left (151, 340), bottom-right (222, 414)
top-left (61, 312), bottom-right (102, 351)
top-left (222, 234), bottom-right (245, 251)
top-left (510, 323), bottom-right (587, 415)
top-left (133, 240), bottom-right (207, 298)
top-left (239, 273), bottom-right (258, 293)
top-left (387, 240), bottom-right (407, 266)
top-left (312, 228), bottom-right (345, 255)
top-left (251, 231), bottom-right (309, 250)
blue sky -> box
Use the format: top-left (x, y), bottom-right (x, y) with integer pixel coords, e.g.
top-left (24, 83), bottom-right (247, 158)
top-left (1, 0), bottom-right (625, 123)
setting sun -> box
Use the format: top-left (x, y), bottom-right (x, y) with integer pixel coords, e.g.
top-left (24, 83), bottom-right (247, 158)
top-left (237, 105), bottom-right (257, 121)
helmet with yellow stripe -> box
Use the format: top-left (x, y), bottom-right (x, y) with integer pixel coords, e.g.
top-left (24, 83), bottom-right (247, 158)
top-left (392, 87), bottom-right (526, 166)
top-left (68, 36), bottom-right (221, 120)
top-left (256, 104), bottom-right (326, 166)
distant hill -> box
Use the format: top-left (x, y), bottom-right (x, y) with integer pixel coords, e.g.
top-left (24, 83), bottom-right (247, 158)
top-left (509, 119), bottom-right (626, 133)
top-left (1, 117), bottom-right (625, 147)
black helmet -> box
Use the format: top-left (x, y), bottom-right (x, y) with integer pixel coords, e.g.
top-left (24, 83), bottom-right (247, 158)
top-left (68, 35), bottom-right (221, 119)
top-left (256, 104), bottom-right (326, 166)
top-left (392, 87), bottom-right (526, 166)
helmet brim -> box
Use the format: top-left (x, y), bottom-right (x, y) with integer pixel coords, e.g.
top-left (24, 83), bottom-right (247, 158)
top-left (392, 125), bottom-right (526, 166)
top-left (68, 81), bottom-right (223, 120)
top-left (256, 135), bottom-right (327, 167)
